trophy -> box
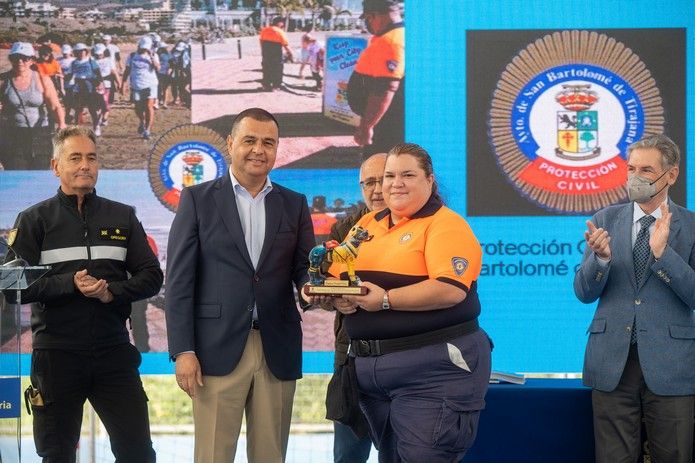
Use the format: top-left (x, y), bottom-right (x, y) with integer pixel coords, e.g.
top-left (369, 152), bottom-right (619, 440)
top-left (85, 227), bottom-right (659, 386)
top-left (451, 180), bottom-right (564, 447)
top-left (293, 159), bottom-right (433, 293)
top-left (304, 225), bottom-right (371, 296)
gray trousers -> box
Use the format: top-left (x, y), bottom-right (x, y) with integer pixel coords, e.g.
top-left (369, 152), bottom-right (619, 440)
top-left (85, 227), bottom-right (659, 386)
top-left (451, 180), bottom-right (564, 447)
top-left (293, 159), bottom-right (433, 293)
top-left (592, 345), bottom-right (694, 463)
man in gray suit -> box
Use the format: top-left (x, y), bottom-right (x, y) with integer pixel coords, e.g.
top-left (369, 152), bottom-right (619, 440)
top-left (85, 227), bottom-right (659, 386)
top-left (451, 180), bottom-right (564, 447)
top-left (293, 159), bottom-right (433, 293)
top-left (574, 134), bottom-right (695, 463)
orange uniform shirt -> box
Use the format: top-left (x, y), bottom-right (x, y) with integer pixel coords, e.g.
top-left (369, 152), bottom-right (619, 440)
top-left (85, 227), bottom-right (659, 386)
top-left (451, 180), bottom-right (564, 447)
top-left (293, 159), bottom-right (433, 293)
top-left (330, 196), bottom-right (482, 339)
top-left (35, 60), bottom-right (61, 77)
top-left (354, 24), bottom-right (405, 79)
top-left (312, 212), bottom-right (338, 236)
top-left (259, 26), bottom-right (289, 47)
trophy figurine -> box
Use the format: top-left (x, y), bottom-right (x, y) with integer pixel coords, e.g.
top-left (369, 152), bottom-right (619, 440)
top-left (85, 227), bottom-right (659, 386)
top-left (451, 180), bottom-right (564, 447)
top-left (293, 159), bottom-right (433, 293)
top-left (304, 225), bottom-right (371, 296)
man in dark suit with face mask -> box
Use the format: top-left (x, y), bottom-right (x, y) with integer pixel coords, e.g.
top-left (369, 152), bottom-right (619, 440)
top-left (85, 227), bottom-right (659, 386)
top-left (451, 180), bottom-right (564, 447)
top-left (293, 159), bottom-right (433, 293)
top-left (574, 134), bottom-right (695, 463)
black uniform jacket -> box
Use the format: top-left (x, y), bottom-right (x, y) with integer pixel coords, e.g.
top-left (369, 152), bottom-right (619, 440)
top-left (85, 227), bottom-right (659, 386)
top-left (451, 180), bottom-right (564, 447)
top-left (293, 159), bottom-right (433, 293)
top-left (4, 188), bottom-right (163, 350)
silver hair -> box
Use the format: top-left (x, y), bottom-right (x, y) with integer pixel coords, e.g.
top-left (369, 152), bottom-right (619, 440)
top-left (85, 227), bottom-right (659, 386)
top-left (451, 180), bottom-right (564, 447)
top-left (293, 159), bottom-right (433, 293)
top-left (52, 126), bottom-right (97, 160)
top-left (626, 134), bottom-right (680, 169)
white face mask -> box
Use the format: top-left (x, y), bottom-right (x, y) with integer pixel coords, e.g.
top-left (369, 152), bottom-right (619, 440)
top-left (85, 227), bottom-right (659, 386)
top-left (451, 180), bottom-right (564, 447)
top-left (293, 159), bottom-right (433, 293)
top-left (627, 170), bottom-right (668, 204)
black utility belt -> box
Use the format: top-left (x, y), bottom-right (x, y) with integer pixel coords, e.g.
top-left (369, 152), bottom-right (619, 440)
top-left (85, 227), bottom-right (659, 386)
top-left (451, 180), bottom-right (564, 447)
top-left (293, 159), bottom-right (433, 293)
top-left (350, 319), bottom-right (479, 357)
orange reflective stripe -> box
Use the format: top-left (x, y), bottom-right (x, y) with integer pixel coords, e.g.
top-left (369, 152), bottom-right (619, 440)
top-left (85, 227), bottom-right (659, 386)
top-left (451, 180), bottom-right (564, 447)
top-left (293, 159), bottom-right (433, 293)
top-left (354, 27), bottom-right (404, 79)
top-left (259, 26), bottom-right (289, 46)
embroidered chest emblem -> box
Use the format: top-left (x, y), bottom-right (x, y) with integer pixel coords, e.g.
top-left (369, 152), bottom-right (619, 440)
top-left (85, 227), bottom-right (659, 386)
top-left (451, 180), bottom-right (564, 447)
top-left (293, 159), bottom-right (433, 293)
top-left (100, 227), bottom-right (128, 241)
top-left (399, 232), bottom-right (412, 244)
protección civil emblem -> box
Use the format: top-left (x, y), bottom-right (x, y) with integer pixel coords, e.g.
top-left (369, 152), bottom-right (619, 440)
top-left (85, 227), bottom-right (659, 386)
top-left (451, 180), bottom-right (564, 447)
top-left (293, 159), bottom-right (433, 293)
top-left (148, 124), bottom-right (229, 212)
top-left (489, 30), bottom-right (664, 214)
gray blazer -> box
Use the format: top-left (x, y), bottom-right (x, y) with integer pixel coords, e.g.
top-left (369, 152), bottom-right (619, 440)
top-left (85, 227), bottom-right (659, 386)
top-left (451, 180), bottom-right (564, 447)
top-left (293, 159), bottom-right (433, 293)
top-left (574, 199), bottom-right (695, 395)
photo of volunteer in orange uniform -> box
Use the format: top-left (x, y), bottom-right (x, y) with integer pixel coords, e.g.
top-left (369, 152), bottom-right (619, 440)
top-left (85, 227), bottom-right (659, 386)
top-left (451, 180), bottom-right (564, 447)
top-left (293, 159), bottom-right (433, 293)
top-left (328, 143), bottom-right (492, 462)
top-left (351, 0), bottom-right (405, 156)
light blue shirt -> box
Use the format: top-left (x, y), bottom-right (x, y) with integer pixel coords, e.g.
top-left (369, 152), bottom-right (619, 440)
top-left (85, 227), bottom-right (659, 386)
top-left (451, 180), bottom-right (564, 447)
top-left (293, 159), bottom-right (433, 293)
top-left (158, 52), bottom-right (171, 75)
top-left (126, 52), bottom-right (159, 90)
top-left (71, 57), bottom-right (99, 81)
top-left (230, 169), bottom-right (273, 320)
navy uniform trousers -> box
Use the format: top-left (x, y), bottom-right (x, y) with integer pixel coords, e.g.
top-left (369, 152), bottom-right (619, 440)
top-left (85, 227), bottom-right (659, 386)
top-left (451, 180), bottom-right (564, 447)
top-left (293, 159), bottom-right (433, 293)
top-left (355, 329), bottom-right (491, 463)
top-left (29, 343), bottom-right (155, 463)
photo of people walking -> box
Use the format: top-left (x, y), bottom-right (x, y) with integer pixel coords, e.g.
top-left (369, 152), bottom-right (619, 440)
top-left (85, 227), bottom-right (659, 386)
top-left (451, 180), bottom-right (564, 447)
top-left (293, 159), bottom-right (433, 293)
top-left (0, 32), bottom-right (191, 170)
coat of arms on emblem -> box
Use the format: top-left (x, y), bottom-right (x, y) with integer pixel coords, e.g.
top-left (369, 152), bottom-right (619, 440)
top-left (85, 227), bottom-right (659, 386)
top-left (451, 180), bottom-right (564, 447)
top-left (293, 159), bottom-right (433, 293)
top-left (148, 124), bottom-right (229, 212)
top-left (555, 84), bottom-right (600, 161)
top-left (487, 30), bottom-right (665, 214)
top-left (182, 152), bottom-right (205, 187)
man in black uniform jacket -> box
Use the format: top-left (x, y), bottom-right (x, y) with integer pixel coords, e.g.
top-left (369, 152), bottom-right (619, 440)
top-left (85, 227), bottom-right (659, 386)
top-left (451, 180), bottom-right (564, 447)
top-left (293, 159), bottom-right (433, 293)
top-left (4, 126), bottom-right (163, 462)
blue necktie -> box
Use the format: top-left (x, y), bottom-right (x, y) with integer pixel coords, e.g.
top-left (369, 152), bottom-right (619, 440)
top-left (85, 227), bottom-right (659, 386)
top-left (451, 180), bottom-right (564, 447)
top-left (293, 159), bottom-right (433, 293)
top-left (631, 214), bottom-right (655, 344)
top-left (633, 215), bottom-right (655, 285)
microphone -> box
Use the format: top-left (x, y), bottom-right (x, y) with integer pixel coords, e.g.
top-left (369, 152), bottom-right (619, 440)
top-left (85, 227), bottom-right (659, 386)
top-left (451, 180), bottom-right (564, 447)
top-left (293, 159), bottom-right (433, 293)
top-left (3, 258), bottom-right (28, 267)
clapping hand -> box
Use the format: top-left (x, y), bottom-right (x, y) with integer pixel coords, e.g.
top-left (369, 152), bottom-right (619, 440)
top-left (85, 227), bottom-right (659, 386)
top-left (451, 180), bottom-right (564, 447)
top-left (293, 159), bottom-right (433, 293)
top-left (584, 221), bottom-right (611, 261)
top-left (650, 203), bottom-right (671, 259)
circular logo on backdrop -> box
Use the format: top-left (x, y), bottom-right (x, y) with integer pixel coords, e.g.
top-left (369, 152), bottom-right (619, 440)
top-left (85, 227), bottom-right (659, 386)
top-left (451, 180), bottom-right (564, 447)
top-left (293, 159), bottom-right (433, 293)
top-left (489, 30), bottom-right (664, 214)
top-left (148, 124), bottom-right (229, 212)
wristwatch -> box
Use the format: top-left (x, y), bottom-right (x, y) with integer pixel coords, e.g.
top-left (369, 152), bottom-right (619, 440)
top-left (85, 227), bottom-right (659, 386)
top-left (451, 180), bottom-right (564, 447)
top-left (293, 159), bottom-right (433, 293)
top-left (381, 290), bottom-right (391, 311)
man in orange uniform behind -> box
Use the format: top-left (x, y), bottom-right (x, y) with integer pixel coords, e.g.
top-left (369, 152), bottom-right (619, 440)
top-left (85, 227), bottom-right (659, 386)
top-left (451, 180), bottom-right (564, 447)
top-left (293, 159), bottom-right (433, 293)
top-left (259, 17), bottom-right (294, 91)
top-left (352, 0), bottom-right (404, 155)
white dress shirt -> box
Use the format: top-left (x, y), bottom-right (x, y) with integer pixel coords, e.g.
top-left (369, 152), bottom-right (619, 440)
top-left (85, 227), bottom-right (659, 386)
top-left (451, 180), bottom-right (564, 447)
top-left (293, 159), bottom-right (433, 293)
top-left (230, 169), bottom-right (273, 320)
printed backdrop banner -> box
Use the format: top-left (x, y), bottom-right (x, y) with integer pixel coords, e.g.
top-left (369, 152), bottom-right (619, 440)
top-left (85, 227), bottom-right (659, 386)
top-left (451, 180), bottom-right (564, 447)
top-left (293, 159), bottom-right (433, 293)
top-left (0, 0), bottom-right (693, 375)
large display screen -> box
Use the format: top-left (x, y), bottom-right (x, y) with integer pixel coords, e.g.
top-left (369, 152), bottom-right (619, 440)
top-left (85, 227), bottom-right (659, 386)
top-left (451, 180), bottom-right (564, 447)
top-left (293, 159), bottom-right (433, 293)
top-left (0, 0), bottom-right (692, 374)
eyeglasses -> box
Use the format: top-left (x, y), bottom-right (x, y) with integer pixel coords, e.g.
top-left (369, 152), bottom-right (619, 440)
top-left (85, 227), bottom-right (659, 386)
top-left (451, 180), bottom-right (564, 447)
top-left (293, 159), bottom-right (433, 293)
top-left (359, 178), bottom-right (383, 190)
top-left (10, 55), bottom-right (33, 63)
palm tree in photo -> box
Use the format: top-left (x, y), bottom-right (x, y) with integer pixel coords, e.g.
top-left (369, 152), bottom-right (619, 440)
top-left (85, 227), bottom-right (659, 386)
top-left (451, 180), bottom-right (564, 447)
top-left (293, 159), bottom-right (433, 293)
top-left (264, 0), bottom-right (303, 28)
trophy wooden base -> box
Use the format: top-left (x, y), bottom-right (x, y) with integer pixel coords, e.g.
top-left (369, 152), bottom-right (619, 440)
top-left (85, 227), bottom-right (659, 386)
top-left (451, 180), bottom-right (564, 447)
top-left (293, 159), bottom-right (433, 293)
top-left (303, 279), bottom-right (369, 296)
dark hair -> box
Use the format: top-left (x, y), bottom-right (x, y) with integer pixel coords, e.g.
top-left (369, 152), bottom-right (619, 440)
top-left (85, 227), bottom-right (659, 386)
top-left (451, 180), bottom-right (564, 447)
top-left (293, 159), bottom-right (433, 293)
top-left (387, 143), bottom-right (443, 204)
top-left (230, 108), bottom-right (279, 137)
top-left (311, 195), bottom-right (327, 212)
top-left (362, 0), bottom-right (400, 14)
top-left (272, 16), bottom-right (284, 26)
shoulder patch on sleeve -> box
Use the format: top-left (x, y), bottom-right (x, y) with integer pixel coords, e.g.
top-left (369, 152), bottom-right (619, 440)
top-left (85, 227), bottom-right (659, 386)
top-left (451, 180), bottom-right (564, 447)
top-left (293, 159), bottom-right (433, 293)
top-left (452, 257), bottom-right (468, 276)
top-left (7, 228), bottom-right (17, 247)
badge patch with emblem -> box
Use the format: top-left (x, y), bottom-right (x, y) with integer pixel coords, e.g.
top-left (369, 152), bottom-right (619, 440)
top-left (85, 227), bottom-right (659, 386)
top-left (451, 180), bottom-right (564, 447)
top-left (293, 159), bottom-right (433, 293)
top-left (452, 257), bottom-right (468, 276)
top-left (488, 30), bottom-right (664, 214)
top-left (6, 229), bottom-right (18, 247)
top-left (148, 124), bottom-right (229, 212)
top-left (399, 232), bottom-right (412, 244)
top-left (100, 228), bottom-right (128, 241)
top-left (386, 60), bottom-right (399, 72)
